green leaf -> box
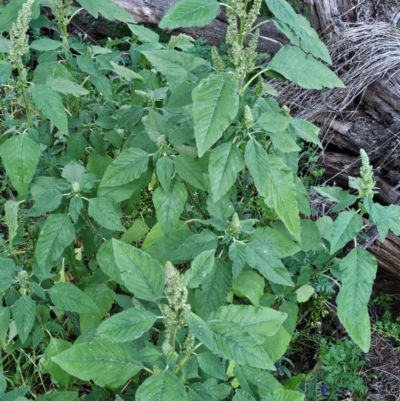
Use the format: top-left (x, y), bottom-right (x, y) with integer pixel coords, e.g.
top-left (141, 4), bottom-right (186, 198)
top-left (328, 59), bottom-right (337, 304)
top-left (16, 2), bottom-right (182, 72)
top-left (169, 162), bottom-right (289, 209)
top-left (186, 311), bottom-right (214, 350)
top-left (209, 305), bottom-right (287, 343)
top-left (175, 155), bottom-right (206, 190)
top-left (195, 259), bottom-right (232, 320)
top-left (387, 204), bottom-right (400, 235)
top-left (42, 338), bottom-right (73, 386)
top-left (184, 250), bottom-right (215, 288)
top-left (12, 295), bottom-right (36, 343)
top-left (45, 77), bottom-right (89, 97)
top-left (112, 239), bottom-right (165, 301)
top-left (244, 138), bottom-right (269, 195)
top-left (232, 270), bottom-right (265, 306)
top-left (96, 0), bottom-right (137, 23)
top-left (233, 390), bottom-right (256, 401)
top-left (268, 46), bottom-right (344, 89)
top-left (35, 214), bottom-right (75, 278)
top-left (32, 84), bottom-right (68, 133)
top-left (193, 73), bottom-right (239, 157)
top-left (313, 186), bottom-right (357, 212)
top-left (36, 392), bottom-right (78, 401)
top-left (364, 197), bottom-right (390, 241)
top-left (30, 38), bottom-right (62, 51)
top-left (153, 180), bottom-right (187, 234)
top-left (330, 211), bottom-right (362, 254)
top-left (262, 389), bottom-right (305, 401)
top-left (127, 24), bottom-right (159, 43)
top-left (0, 307), bottom-right (10, 346)
top-left (88, 197), bottom-right (126, 231)
top-left (136, 371), bottom-right (187, 401)
top-left (257, 111), bottom-right (291, 133)
top-left (79, 284), bottom-right (115, 333)
top-left (159, 0), bottom-right (220, 29)
top-left (109, 61), bottom-right (143, 82)
top-left (197, 352), bottom-right (227, 380)
top-left (121, 219), bottom-right (150, 244)
top-left (97, 308), bottom-right (157, 342)
top-left (27, 189), bottom-right (63, 217)
top-left (336, 247), bottom-right (377, 352)
top-left (77, 0), bottom-right (98, 17)
top-left (69, 196), bottom-right (83, 224)
top-left (33, 61), bottom-right (73, 84)
top-left (156, 156), bottom-right (174, 192)
top-left (173, 229), bottom-right (218, 261)
top-left (295, 284), bottom-right (315, 302)
top-left (229, 241), bottom-right (248, 280)
top-left (97, 240), bottom-right (123, 284)
top-left (0, 0), bottom-right (27, 31)
top-left (208, 320), bottom-right (274, 369)
top-left (142, 50), bottom-right (209, 90)
top-left (48, 283), bottom-right (99, 313)
top-left (207, 193), bottom-right (235, 221)
top-left (1, 135), bottom-right (40, 195)
top-left (247, 240), bottom-right (294, 286)
top-left (98, 148), bottom-right (149, 201)
top-left (0, 62), bottom-right (11, 85)
top-left (4, 200), bottom-right (19, 244)
top-left (290, 119), bottom-right (321, 146)
top-left (52, 338), bottom-right (142, 388)
top-left (209, 143), bottom-right (244, 201)
top-left (265, 156), bottom-right (300, 241)
top-left (299, 220), bottom-right (321, 252)
top-left (91, 75), bottom-right (113, 101)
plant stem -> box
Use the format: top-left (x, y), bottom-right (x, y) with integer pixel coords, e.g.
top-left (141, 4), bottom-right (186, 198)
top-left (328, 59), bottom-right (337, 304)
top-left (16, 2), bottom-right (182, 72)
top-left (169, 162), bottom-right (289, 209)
top-left (183, 181), bottom-right (207, 219)
top-left (241, 66), bottom-right (271, 93)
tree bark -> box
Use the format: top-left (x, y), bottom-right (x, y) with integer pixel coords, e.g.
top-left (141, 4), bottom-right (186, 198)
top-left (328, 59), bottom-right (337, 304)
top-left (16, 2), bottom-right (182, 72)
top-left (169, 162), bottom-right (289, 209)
top-left (111, 0), bottom-right (400, 276)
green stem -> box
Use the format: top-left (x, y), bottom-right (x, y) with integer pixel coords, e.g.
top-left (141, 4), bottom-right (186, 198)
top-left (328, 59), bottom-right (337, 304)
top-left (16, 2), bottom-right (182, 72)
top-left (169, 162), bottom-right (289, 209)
top-left (241, 66), bottom-right (270, 93)
top-left (183, 181), bottom-right (208, 219)
top-left (250, 18), bottom-right (272, 32)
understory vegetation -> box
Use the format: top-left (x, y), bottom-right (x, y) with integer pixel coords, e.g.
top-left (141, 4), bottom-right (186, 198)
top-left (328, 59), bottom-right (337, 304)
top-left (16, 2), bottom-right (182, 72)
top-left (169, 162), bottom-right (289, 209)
top-left (0, 0), bottom-right (400, 399)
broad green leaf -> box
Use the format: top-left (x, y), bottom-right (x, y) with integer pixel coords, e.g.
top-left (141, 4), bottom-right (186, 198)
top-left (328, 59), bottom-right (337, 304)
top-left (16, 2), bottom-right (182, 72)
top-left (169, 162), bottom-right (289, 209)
top-left (263, 325), bottom-right (292, 362)
top-left (88, 197), bottom-right (126, 231)
top-left (97, 240), bottom-right (123, 284)
top-left (112, 239), bottom-right (165, 301)
top-left (175, 155), bottom-right (206, 190)
top-left (48, 283), bottom-right (99, 313)
top-left (244, 138), bottom-right (269, 195)
top-left (193, 73), bottom-right (239, 157)
top-left (262, 389), bottom-right (305, 401)
top-left (208, 320), bottom-right (274, 369)
top-left (96, 0), bottom-right (137, 23)
top-left (1, 135), bottom-right (40, 195)
top-left (32, 84), bottom-right (68, 133)
top-left (248, 227), bottom-right (300, 258)
top-left (233, 390), bottom-right (256, 401)
top-left (12, 295), bottom-right (35, 343)
top-left (142, 50), bottom-right (209, 90)
top-left (186, 311), bottom-right (214, 350)
top-left (257, 111), bottom-right (291, 133)
top-left (209, 143), bottom-right (244, 201)
top-left (110, 61), bottom-right (143, 82)
top-left (156, 156), bottom-right (174, 192)
top-left (387, 204), bottom-right (400, 235)
top-left (313, 186), bottom-right (357, 212)
top-left (336, 247), bottom-right (377, 352)
top-left (69, 196), bottom-right (83, 224)
top-left (35, 214), bottom-right (75, 278)
top-left (136, 371), bottom-right (187, 401)
top-left (30, 38), bottom-right (62, 51)
top-left (98, 148), bottom-right (149, 200)
top-left (52, 338), bottom-right (142, 388)
top-left (0, 62), bottom-right (11, 85)
top-left (229, 241), bottom-right (248, 280)
top-left (153, 180), bottom-right (187, 234)
top-left (36, 392), bottom-right (78, 401)
top-left (207, 193), bottom-right (235, 221)
top-left (144, 109), bottom-right (172, 141)
top-left (91, 75), bottom-right (112, 101)
top-left (184, 250), bottom-right (215, 288)
top-left (173, 229), bottom-right (218, 260)
top-left (76, 55), bottom-right (98, 76)
top-left (127, 24), bottom-right (159, 43)
top-left (197, 352), bottom-right (227, 380)
top-left (295, 284), bottom-right (315, 302)
top-left (0, 307), bottom-right (10, 346)
top-left (77, 0), bottom-right (98, 17)
top-left (264, 156), bottom-right (300, 241)
top-left (97, 308), bottom-right (157, 342)
top-left (364, 197), bottom-right (390, 241)
top-left (330, 211), bottom-right (362, 254)
top-left (79, 284), bottom-right (115, 333)
top-left (268, 46), bottom-right (344, 89)
top-left (159, 0), bottom-right (220, 29)
top-left (27, 189), bottom-right (62, 217)
top-left (4, 200), bottom-right (19, 244)
top-left (195, 259), bottom-right (232, 320)
top-left (266, 0), bottom-right (331, 63)
top-left (0, 0), bottom-right (28, 31)
top-left (0, 387), bottom-right (30, 401)
top-left (268, 131), bottom-right (301, 153)
top-left (121, 219), bottom-right (150, 244)
top-left (247, 240), bottom-right (293, 286)
top-left (45, 77), bottom-right (89, 97)
top-left (209, 305), bottom-right (287, 343)
top-left (290, 119), bottom-right (321, 146)
top-left (299, 220), bottom-right (321, 252)
top-left (233, 365), bottom-right (282, 398)
top-left (42, 338), bottom-right (73, 385)
top-left (33, 62), bottom-right (73, 84)
top-left (232, 270), bottom-right (265, 306)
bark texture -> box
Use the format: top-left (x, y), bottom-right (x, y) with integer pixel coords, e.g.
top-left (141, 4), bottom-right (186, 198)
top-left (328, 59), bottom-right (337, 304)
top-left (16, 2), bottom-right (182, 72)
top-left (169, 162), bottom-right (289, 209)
top-left (111, 0), bottom-right (400, 275)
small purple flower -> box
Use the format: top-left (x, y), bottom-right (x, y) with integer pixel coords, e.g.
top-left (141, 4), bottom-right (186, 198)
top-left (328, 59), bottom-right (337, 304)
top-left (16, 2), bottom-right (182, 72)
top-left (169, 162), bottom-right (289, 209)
top-left (274, 364), bottom-right (281, 373)
top-left (320, 386), bottom-right (329, 395)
